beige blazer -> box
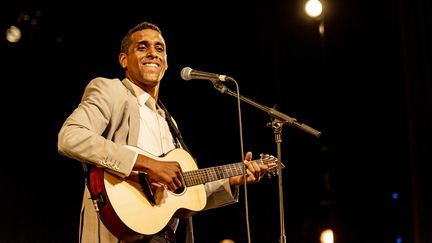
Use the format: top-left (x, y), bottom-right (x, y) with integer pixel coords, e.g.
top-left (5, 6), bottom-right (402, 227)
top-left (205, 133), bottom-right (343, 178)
top-left (58, 77), bottom-right (238, 243)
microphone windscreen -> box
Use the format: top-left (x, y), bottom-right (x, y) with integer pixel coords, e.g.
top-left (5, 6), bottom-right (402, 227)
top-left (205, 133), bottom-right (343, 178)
top-left (180, 67), bottom-right (193, 80)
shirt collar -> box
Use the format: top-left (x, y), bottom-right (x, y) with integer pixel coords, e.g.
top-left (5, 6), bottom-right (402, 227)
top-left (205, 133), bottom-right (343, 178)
top-left (125, 79), bottom-right (164, 116)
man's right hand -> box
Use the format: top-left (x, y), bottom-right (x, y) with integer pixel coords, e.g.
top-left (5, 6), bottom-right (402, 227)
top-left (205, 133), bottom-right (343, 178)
top-left (133, 153), bottom-right (184, 192)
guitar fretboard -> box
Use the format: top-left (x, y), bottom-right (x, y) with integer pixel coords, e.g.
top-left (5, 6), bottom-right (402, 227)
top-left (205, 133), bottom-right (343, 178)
top-left (183, 159), bottom-right (261, 187)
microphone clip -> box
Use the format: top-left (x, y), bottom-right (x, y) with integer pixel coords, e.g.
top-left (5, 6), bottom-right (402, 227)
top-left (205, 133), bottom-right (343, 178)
top-left (212, 80), bottom-right (228, 94)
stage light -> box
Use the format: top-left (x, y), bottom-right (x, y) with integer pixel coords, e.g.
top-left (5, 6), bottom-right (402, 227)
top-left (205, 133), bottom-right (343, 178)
top-left (219, 239), bottom-right (235, 243)
top-left (320, 229), bottom-right (334, 243)
top-left (5, 10), bottom-right (42, 44)
top-left (305, 0), bottom-right (323, 18)
top-left (6, 25), bottom-right (22, 43)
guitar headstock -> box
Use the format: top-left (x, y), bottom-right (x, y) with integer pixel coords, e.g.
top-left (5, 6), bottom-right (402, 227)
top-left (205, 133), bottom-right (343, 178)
top-left (259, 153), bottom-right (285, 178)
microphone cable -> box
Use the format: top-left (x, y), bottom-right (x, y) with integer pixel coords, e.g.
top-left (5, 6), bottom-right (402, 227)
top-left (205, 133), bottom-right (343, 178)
top-left (229, 78), bottom-right (252, 243)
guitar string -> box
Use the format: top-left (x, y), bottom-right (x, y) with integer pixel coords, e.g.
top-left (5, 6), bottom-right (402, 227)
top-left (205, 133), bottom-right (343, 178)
top-left (182, 159), bottom-right (264, 187)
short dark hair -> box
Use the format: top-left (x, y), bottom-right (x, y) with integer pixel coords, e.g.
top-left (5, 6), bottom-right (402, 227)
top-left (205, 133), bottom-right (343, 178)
top-left (120, 21), bottom-right (162, 54)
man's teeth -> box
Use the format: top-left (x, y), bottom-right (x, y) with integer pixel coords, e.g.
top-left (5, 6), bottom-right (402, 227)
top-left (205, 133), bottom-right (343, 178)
top-left (144, 63), bottom-right (158, 67)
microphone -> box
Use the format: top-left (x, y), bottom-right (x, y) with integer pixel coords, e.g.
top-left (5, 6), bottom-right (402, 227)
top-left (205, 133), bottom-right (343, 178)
top-left (180, 67), bottom-right (233, 82)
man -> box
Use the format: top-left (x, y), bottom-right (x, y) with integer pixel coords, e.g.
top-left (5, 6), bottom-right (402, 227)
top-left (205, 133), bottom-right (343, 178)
top-left (58, 21), bottom-right (269, 243)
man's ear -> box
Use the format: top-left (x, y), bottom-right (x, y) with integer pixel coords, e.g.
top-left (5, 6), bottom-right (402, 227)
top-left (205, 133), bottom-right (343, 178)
top-left (119, 53), bottom-right (127, 68)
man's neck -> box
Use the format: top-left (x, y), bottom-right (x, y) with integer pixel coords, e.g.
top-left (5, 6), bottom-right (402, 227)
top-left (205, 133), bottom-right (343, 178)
top-left (128, 78), bottom-right (159, 100)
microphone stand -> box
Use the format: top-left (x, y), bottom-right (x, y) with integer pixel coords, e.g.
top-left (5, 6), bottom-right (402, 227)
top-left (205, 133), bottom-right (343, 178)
top-left (211, 81), bottom-right (321, 243)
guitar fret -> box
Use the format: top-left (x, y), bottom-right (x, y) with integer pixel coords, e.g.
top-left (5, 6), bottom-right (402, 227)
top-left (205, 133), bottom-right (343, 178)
top-left (183, 160), bottom-right (261, 187)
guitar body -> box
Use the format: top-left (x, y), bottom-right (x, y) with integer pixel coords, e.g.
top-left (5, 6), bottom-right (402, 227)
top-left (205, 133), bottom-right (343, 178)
top-left (89, 146), bottom-right (207, 242)
top-left (88, 145), bottom-right (280, 242)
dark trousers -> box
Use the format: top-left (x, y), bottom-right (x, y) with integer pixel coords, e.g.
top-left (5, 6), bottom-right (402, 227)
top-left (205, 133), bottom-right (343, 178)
top-left (117, 227), bottom-right (176, 243)
top-left (143, 227), bottom-right (176, 243)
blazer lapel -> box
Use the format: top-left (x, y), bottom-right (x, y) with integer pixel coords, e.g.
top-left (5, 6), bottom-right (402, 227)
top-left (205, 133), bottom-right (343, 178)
top-left (122, 79), bottom-right (140, 146)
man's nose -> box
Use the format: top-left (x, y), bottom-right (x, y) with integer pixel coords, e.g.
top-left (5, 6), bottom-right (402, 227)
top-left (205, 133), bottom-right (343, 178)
top-left (146, 47), bottom-right (158, 57)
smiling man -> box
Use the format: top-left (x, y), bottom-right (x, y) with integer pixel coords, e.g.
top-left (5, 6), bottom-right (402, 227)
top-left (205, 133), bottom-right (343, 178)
top-left (57, 21), bottom-right (269, 243)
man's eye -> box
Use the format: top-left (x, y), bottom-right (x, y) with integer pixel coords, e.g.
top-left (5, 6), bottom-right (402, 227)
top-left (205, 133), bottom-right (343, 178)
top-left (137, 44), bottom-right (147, 50)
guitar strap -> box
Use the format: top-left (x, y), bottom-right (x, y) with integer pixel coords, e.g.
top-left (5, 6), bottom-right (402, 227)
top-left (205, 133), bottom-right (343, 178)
top-left (157, 99), bottom-right (195, 243)
top-left (157, 99), bottom-right (193, 157)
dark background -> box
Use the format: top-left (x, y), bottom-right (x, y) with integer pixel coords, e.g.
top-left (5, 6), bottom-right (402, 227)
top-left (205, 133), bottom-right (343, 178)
top-left (1, 0), bottom-right (431, 242)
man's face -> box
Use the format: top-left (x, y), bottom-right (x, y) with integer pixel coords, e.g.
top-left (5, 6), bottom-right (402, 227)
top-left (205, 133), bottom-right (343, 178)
top-left (120, 29), bottom-right (168, 89)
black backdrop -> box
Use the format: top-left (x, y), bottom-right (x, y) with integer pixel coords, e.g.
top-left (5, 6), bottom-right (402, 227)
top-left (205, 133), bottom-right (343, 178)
top-left (1, 0), bottom-right (431, 242)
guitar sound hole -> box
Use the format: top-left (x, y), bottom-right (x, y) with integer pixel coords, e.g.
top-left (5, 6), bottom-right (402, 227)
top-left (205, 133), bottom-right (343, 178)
top-left (173, 185), bottom-right (185, 194)
top-left (172, 172), bottom-right (186, 194)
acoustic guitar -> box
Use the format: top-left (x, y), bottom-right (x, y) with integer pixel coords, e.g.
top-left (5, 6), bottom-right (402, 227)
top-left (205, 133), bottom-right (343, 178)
top-left (88, 145), bottom-right (282, 242)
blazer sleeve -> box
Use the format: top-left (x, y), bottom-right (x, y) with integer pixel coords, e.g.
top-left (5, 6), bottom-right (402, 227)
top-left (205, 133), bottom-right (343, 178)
top-left (57, 77), bottom-right (136, 177)
top-left (202, 179), bottom-right (239, 210)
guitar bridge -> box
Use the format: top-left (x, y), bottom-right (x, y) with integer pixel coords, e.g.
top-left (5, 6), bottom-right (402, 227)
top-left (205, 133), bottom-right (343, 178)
top-left (138, 172), bottom-right (157, 206)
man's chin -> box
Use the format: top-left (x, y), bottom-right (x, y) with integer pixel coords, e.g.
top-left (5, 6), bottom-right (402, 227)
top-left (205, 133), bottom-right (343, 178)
top-left (140, 77), bottom-right (160, 85)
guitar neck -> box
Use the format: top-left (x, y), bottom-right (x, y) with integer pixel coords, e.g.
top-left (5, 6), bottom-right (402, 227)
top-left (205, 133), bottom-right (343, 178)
top-left (183, 159), bottom-right (260, 187)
